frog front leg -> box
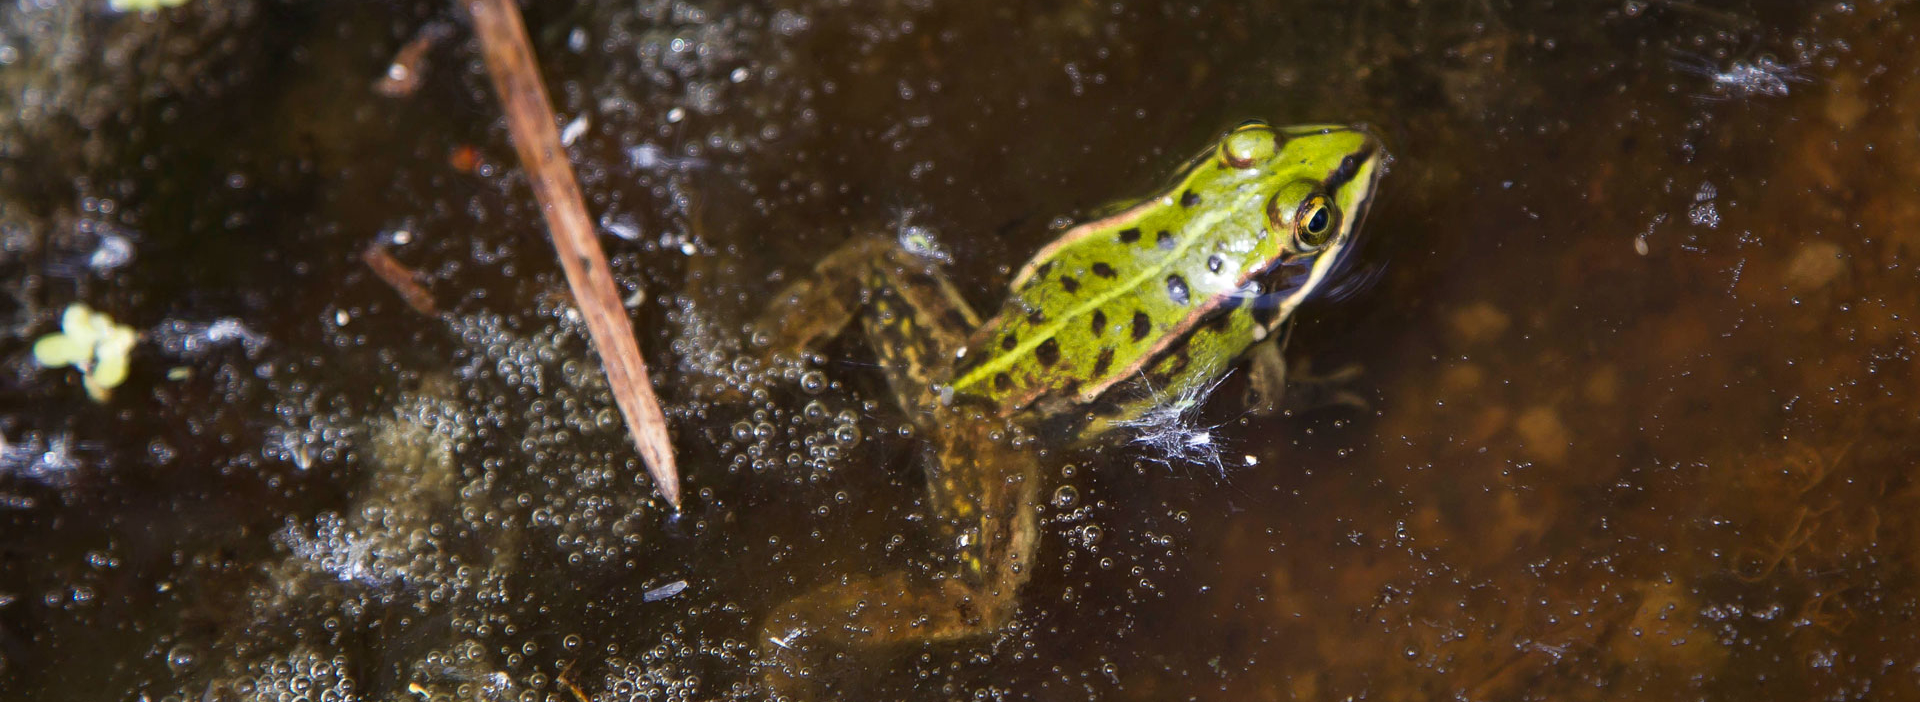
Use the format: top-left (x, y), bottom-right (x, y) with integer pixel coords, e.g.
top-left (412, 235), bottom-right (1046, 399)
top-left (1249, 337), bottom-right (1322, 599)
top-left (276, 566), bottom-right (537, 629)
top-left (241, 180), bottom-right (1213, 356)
top-left (1244, 319), bottom-right (1368, 414)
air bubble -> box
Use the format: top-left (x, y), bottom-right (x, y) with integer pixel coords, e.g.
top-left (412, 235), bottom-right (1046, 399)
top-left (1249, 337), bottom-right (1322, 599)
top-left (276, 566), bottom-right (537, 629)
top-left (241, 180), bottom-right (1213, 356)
top-left (166, 643), bottom-right (198, 673)
top-left (832, 424), bottom-right (860, 446)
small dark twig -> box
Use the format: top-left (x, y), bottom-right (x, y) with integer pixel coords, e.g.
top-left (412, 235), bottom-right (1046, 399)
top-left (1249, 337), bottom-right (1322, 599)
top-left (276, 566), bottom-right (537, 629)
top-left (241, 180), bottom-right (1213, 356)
top-left (361, 242), bottom-right (438, 315)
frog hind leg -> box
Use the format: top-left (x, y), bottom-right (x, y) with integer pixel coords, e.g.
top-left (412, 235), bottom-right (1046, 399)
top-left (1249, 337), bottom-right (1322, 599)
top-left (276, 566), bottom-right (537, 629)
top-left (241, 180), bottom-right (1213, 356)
top-left (756, 572), bottom-right (1008, 699)
top-left (753, 237), bottom-right (979, 413)
top-left (751, 238), bottom-right (900, 360)
top-left (755, 414), bottom-right (1041, 700)
top-left (754, 241), bottom-right (1038, 699)
top-left (855, 249), bottom-right (980, 414)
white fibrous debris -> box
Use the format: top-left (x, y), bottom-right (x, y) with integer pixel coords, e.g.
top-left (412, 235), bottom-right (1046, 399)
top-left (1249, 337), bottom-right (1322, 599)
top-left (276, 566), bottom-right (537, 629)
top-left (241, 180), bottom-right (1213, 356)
top-left (1111, 374), bottom-right (1233, 475)
top-left (0, 431), bottom-right (84, 488)
top-left (627, 143), bottom-right (706, 172)
top-left (1707, 56), bottom-right (1805, 98)
top-left (151, 317), bottom-right (268, 358)
top-left (1675, 53), bottom-right (1809, 100)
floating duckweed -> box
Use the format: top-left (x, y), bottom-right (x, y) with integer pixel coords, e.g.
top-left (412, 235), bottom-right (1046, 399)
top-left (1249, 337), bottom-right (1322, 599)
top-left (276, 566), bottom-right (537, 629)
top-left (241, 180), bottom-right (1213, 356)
top-left (33, 303), bottom-right (138, 402)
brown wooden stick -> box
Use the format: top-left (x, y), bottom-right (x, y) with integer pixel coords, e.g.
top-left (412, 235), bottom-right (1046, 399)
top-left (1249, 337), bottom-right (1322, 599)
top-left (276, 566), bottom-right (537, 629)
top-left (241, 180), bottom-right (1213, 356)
top-left (463, 0), bottom-right (681, 508)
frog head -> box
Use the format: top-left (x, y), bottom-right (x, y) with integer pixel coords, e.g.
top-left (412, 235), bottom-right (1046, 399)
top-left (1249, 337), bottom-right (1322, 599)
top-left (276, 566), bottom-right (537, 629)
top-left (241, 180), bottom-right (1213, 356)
top-left (1212, 120), bottom-right (1386, 328)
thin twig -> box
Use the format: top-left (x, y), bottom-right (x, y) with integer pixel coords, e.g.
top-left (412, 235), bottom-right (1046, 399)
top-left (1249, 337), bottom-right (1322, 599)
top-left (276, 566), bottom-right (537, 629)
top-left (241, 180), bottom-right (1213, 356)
top-left (361, 242), bottom-right (438, 315)
top-left (463, 0), bottom-right (681, 508)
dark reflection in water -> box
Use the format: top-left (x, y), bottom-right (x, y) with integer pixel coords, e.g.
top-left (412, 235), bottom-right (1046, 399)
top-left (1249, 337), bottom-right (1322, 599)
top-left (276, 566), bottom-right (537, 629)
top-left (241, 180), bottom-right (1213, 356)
top-left (2, 1), bottom-right (1916, 700)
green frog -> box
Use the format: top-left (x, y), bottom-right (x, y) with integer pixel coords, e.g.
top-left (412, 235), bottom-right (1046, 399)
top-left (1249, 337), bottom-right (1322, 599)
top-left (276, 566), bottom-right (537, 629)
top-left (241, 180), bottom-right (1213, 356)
top-left (751, 121), bottom-right (1385, 698)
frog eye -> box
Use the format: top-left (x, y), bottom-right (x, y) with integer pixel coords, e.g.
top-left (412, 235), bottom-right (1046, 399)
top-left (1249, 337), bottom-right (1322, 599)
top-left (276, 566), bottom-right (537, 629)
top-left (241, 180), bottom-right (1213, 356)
top-left (1292, 195), bottom-right (1340, 250)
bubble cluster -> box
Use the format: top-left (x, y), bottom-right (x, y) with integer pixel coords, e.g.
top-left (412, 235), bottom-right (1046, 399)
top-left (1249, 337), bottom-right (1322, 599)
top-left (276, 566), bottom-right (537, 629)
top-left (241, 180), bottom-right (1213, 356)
top-left (212, 646), bottom-right (356, 702)
top-left (404, 640), bottom-right (526, 702)
top-left (662, 294), bottom-right (869, 486)
top-left (274, 380), bottom-right (473, 602)
top-left (590, 653), bottom-right (705, 702)
top-left (445, 308), bottom-right (664, 564)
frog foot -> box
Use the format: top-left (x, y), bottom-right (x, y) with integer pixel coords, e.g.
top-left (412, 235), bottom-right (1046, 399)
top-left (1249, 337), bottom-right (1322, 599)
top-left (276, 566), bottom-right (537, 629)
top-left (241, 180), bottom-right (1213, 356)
top-left (1245, 343), bottom-right (1368, 415)
top-left (756, 571), bottom-right (1013, 700)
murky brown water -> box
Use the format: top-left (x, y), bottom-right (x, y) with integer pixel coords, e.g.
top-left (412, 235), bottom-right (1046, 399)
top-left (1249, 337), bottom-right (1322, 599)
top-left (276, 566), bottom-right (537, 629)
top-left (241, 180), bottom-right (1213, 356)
top-left (4, 1), bottom-right (1918, 700)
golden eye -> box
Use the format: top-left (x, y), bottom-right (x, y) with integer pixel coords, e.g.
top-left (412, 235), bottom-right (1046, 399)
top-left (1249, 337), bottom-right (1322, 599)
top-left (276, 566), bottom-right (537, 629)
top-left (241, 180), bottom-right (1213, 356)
top-left (1293, 195), bottom-right (1339, 250)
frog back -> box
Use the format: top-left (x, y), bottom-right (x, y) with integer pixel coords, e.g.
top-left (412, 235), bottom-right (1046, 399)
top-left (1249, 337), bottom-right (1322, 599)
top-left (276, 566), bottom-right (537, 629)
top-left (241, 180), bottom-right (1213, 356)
top-left (950, 173), bottom-right (1275, 414)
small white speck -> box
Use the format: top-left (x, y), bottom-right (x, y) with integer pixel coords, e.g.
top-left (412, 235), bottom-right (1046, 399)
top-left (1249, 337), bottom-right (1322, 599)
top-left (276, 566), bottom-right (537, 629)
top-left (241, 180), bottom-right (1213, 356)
top-left (334, 310), bottom-right (350, 326)
top-left (390, 229), bottom-right (412, 245)
top-left (560, 115), bottom-right (590, 146)
top-left (88, 232), bottom-right (134, 272)
top-left (603, 217), bottom-right (642, 241)
top-left (666, 107), bottom-right (686, 123)
top-left (643, 580), bottom-right (689, 602)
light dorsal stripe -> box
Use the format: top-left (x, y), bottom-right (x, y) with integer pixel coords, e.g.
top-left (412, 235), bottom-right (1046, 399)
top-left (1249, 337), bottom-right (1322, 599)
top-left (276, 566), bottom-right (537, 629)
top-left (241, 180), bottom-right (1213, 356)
top-left (953, 205), bottom-right (1232, 394)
